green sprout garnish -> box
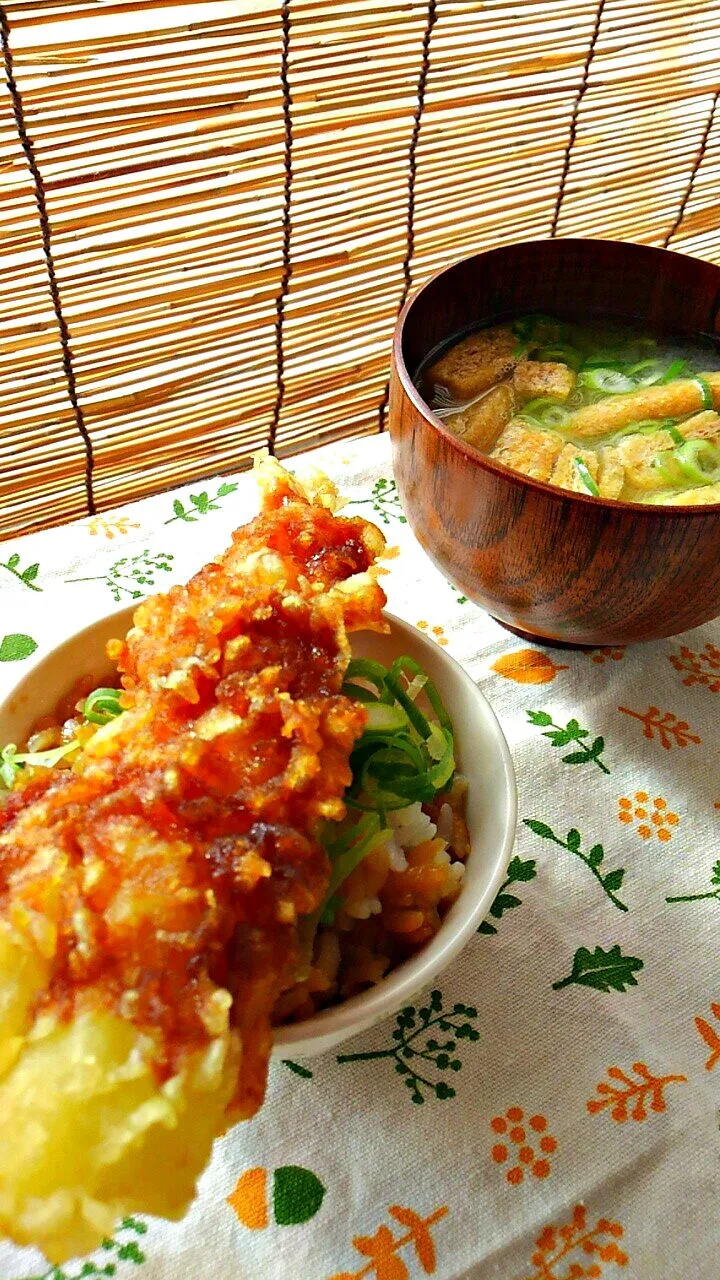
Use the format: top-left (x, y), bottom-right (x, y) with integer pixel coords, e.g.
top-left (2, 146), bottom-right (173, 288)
top-left (83, 687), bottom-right (124, 725)
top-left (574, 458), bottom-right (600, 496)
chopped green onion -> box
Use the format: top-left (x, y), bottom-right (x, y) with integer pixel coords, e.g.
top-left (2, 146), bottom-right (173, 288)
top-left (295, 814), bottom-right (386, 973)
top-left (343, 658), bottom-right (390, 696)
top-left (363, 703), bottom-right (409, 735)
top-left (0, 744), bottom-right (18, 790)
top-left (519, 398), bottom-right (572, 427)
top-left (323, 818), bottom-right (386, 899)
top-left (612, 418), bottom-right (680, 442)
top-left (425, 728), bottom-right (455, 792)
top-left (14, 741), bottom-right (81, 768)
top-left (388, 656), bottom-right (453, 732)
top-left (533, 344), bottom-right (583, 371)
top-left (405, 673), bottom-right (427, 702)
top-left (0, 739), bottom-right (81, 789)
top-left (573, 458), bottom-right (600, 496)
top-left (427, 721), bottom-right (447, 761)
top-left (654, 438), bottom-right (720, 487)
top-left (581, 350), bottom-right (627, 369)
top-left (579, 368), bottom-right (636, 395)
top-left (384, 673), bottom-right (432, 740)
top-left (511, 314), bottom-right (569, 345)
top-left (659, 358), bottom-right (689, 384)
top-left (313, 651), bottom-right (457, 942)
top-left (83, 687), bottom-right (124, 725)
top-left (626, 359), bottom-right (676, 387)
top-left (340, 680), bottom-right (379, 703)
top-left (693, 375), bottom-right (714, 410)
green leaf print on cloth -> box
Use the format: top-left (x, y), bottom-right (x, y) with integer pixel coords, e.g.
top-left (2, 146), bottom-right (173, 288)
top-left (447, 579), bottom-right (468, 605)
top-left (23, 1217), bottom-right (147, 1279)
top-left (666, 860), bottom-right (720, 907)
top-left (336, 988), bottom-right (479, 1104)
top-left (478, 856), bottom-right (537, 934)
top-left (553, 945), bottom-right (644, 993)
top-left (164, 482), bottom-right (239, 524)
top-left (0, 553), bottom-right (42, 592)
top-left (67, 551), bottom-right (174, 602)
top-left (281, 1059), bottom-right (313, 1079)
top-left (526, 710), bottom-right (610, 773)
top-left (524, 820), bottom-right (628, 911)
top-left (346, 477), bottom-right (407, 525)
top-left (0, 634), bottom-right (38, 662)
top-left (273, 1167), bottom-right (326, 1226)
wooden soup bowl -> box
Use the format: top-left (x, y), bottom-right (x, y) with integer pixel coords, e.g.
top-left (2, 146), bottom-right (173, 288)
top-left (388, 238), bottom-right (720, 647)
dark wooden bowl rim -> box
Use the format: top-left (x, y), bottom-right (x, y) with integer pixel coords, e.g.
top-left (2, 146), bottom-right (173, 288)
top-left (393, 238), bottom-right (720, 517)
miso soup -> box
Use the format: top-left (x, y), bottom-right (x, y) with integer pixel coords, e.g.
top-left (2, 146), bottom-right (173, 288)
top-left (422, 315), bottom-right (720, 505)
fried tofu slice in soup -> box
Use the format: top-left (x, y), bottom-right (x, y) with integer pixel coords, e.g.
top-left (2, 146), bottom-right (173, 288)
top-left (490, 420), bottom-right (565, 481)
top-left (427, 325), bottom-right (517, 401)
top-left (652, 481), bottom-right (720, 505)
top-left (513, 360), bottom-right (576, 403)
top-left (614, 429), bottom-right (674, 492)
top-left (596, 448), bottom-right (625, 499)
top-left (444, 382), bottom-right (515, 450)
top-left (547, 444), bottom-right (625, 499)
top-left (548, 444), bottom-right (599, 494)
top-left (676, 410), bottom-right (720, 442)
top-left (566, 374), bottom-right (720, 439)
top-left (612, 416), bottom-right (720, 496)
top-left (0, 453), bottom-right (387, 1264)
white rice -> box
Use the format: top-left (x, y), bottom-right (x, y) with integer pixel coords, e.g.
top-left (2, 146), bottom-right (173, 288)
top-left (442, 861), bottom-right (465, 896)
top-left (345, 895), bottom-right (383, 920)
top-left (388, 802), bottom-right (437, 850)
top-left (384, 834), bottom-right (409, 873)
top-left (436, 802), bottom-right (453, 842)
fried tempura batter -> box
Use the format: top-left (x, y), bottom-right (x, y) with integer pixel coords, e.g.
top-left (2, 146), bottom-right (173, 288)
top-left (0, 454), bottom-right (386, 1262)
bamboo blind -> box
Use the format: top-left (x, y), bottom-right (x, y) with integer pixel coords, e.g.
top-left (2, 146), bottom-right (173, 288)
top-left (1, 0), bottom-right (720, 537)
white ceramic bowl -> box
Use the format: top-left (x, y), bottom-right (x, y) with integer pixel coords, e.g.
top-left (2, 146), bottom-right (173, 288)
top-left (0, 607), bottom-right (517, 1058)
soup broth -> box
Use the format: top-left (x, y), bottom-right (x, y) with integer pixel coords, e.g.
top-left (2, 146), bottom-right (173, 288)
top-left (422, 315), bottom-right (720, 505)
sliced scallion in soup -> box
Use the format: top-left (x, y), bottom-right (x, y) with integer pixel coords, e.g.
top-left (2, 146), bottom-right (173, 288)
top-left (422, 315), bottom-right (720, 505)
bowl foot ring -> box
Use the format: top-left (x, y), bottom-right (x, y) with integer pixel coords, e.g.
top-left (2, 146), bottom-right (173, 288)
top-left (491, 618), bottom-right (598, 651)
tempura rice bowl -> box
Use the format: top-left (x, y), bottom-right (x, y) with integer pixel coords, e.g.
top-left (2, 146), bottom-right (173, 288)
top-left (0, 607), bottom-right (517, 1059)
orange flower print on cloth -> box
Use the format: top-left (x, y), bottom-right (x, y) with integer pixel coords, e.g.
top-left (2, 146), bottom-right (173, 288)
top-left (328, 1204), bottom-right (448, 1280)
top-left (669, 642), bottom-right (720, 692)
top-left (521, 1205), bottom-right (628, 1279)
top-left (416, 621), bottom-right (448, 647)
top-left (618, 705), bottom-right (701, 749)
top-left (86, 514), bottom-right (141, 539)
top-left (695, 1004), bottom-right (720, 1072)
top-left (490, 1108), bottom-right (557, 1184)
top-left (228, 1165), bottom-right (326, 1229)
top-left (587, 646), bottom-right (625, 665)
top-left (586, 1062), bottom-right (687, 1122)
top-left (491, 649), bottom-right (568, 684)
top-left (228, 1168), bottom-right (268, 1230)
top-left (617, 793), bottom-right (679, 841)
